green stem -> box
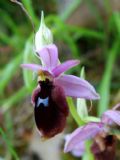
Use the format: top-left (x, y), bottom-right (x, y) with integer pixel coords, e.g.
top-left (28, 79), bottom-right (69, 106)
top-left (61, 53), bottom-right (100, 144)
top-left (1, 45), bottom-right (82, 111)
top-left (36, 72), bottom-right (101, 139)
top-left (67, 97), bottom-right (84, 126)
top-left (82, 140), bottom-right (94, 160)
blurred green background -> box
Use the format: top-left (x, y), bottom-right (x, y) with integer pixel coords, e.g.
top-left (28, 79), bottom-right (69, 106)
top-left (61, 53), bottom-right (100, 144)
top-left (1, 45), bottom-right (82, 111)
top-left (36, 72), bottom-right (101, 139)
top-left (0, 0), bottom-right (120, 159)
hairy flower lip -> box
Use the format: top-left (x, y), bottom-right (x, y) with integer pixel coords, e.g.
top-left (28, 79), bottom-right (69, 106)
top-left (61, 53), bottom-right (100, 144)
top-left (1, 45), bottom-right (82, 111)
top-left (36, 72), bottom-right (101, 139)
top-left (33, 79), bottom-right (69, 138)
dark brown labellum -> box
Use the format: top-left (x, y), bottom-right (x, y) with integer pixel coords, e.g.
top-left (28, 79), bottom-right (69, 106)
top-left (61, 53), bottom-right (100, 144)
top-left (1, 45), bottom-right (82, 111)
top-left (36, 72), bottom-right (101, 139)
top-left (92, 135), bottom-right (116, 160)
top-left (34, 79), bottom-right (69, 138)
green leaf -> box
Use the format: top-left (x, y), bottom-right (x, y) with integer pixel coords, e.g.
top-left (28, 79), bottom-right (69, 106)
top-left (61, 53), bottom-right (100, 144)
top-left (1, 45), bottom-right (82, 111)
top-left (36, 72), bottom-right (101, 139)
top-left (0, 128), bottom-right (19, 160)
top-left (60, 0), bottom-right (82, 21)
top-left (67, 97), bottom-right (84, 126)
top-left (66, 25), bottom-right (104, 40)
top-left (82, 140), bottom-right (94, 160)
top-left (113, 12), bottom-right (120, 36)
top-left (98, 40), bottom-right (120, 116)
top-left (0, 54), bottom-right (22, 94)
top-left (23, 40), bottom-right (37, 92)
top-left (85, 0), bottom-right (103, 29)
top-left (84, 116), bottom-right (101, 123)
top-left (0, 9), bottom-right (19, 35)
top-left (2, 87), bottom-right (27, 112)
top-left (77, 67), bottom-right (88, 121)
top-left (21, 0), bottom-right (37, 25)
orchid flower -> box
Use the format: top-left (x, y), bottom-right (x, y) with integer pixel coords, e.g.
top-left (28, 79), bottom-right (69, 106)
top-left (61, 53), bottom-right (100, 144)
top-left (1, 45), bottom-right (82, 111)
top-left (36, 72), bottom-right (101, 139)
top-left (64, 103), bottom-right (120, 158)
top-left (21, 44), bottom-right (99, 138)
top-left (21, 44), bottom-right (99, 99)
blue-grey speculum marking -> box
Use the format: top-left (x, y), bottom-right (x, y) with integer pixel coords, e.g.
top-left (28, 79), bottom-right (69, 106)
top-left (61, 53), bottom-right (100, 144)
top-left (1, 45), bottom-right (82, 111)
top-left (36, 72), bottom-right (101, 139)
top-left (36, 97), bottom-right (49, 107)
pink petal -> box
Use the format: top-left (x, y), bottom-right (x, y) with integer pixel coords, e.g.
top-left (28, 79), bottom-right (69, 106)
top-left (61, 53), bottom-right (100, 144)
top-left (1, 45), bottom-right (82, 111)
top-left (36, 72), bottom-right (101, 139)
top-left (71, 141), bottom-right (85, 157)
top-left (21, 64), bottom-right (42, 71)
top-left (102, 110), bottom-right (120, 126)
top-left (64, 135), bottom-right (85, 157)
top-left (64, 122), bottom-right (104, 152)
top-left (37, 44), bottom-right (58, 70)
top-left (52, 60), bottom-right (80, 77)
top-left (54, 75), bottom-right (100, 100)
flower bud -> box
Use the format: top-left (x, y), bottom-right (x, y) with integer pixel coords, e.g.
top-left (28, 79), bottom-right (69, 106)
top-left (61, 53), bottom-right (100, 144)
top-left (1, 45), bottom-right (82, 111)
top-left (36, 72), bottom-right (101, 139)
top-left (35, 11), bottom-right (53, 51)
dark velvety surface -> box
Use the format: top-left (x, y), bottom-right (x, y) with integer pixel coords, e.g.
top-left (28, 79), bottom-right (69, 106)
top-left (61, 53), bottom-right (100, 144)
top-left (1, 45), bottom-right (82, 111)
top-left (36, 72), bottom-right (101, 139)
top-left (93, 135), bottom-right (116, 160)
top-left (34, 79), bottom-right (69, 138)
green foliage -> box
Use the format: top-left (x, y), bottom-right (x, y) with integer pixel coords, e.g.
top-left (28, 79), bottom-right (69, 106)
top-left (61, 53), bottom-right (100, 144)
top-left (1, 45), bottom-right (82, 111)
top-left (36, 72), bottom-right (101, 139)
top-left (0, 128), bottom-right (19, 160)
top-left (0, 54), bottom-right (22, 95)
top-left (22, 39), bottom-right (37, 92)
top-left (0, 0), bottom-right (120, 159)
top-left (82, 141), bottom-right (94, 160)
top-left (98, 39), bottom-right (120, 115)
top-left (67, 97), bottom-right (84, 126)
